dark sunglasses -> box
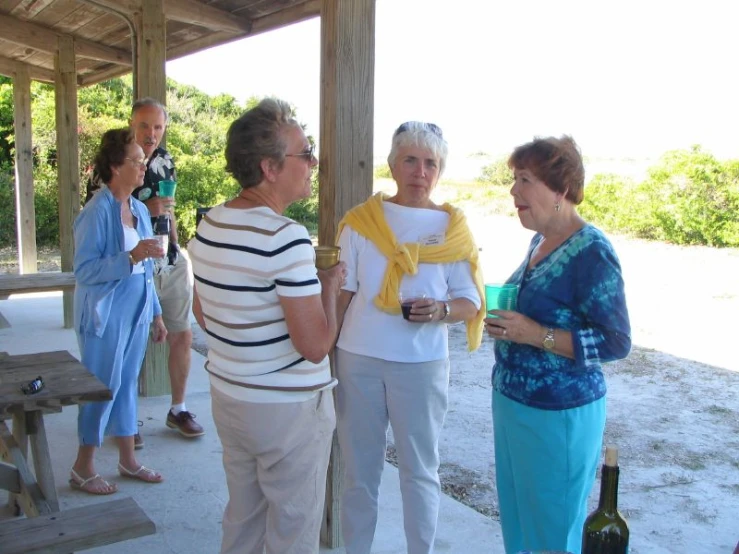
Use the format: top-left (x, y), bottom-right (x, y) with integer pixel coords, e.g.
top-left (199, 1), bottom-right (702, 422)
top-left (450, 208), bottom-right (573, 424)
top-left (393, 121), bottom-right (444, 139)
top-left (285, 144), bottom-right (315, 161)
top-left (21, 376), bottom-right (44, 395)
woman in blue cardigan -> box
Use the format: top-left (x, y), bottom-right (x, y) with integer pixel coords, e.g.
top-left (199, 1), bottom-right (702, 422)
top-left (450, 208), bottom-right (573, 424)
top-left (70, 128), bottom-right (167, 494)
top-left (485, 136), bottom-right (631, 554)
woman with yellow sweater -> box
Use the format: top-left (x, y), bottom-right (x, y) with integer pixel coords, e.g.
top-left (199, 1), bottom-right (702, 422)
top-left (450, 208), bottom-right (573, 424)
top-left (335, 121), bottom-right (484, 554)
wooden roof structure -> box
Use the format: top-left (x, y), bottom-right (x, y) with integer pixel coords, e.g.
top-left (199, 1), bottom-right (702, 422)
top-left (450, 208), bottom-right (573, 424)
top-left (2, 4), bottom-right (374, 546)
top-left (0, 0), bottom-right (321, 86)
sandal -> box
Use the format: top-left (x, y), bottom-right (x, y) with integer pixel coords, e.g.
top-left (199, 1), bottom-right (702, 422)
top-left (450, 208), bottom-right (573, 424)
top-left (117, 463), bottom-right (163, 483)
top-left (69, 468), bottom-right (117, 495)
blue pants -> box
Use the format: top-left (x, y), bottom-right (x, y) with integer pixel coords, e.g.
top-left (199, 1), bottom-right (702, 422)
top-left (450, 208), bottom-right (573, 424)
top-left (492, 389), bottom-right (606, 554)
top-left (77, 274), bottom-right (149, 446)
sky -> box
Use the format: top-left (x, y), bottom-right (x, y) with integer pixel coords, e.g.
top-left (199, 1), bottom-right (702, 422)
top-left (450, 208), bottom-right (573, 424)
top-left (167, 0), bottom-right (739, 178)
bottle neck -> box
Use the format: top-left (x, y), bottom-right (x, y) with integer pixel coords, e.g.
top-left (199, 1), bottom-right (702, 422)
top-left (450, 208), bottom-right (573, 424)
top-left (598, 464), bottom-right (620, 512)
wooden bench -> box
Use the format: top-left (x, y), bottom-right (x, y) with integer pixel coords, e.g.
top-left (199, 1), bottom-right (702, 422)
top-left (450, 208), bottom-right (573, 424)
top-left (0, 272), bottom-right (76, 329)
top-left (0, 496), bottom-right (155, 553)
top-left (0, 272), bottom-right (76, 298)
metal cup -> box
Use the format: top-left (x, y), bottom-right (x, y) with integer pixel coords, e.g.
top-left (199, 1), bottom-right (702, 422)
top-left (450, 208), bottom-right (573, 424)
top-left (314, 245), bottom-right (341, 270)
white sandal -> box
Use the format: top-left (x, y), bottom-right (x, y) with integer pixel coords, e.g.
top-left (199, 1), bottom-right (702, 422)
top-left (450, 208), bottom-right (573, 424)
top-left (69, 468), bottom-right (117, 495)
top-left (117, 462), bottom-right (163, 483)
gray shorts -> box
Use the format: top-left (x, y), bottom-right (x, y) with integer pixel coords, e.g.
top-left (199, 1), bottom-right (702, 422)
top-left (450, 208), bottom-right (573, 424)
top-left (154, 250), bottom-right (193, 333)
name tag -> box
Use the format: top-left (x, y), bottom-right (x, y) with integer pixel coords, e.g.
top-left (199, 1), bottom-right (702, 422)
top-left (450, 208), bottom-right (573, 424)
top-left (419, 232), bottom-right (444, 246)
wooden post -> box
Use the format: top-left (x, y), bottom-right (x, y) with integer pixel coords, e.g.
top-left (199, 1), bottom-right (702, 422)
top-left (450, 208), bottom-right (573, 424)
top-left (54, 35), bottom-right (79, 329)
top-left (12, 65), bottom-right (37, 275)
top-left (319, 0), bottom-right (376, 547)
top-left (134, 0), bottom-right (171, 397)
top-left (135, 0), bottom-right (167, 103)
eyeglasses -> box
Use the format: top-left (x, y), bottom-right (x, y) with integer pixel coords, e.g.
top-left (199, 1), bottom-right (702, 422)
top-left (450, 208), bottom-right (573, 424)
top-left (285, 144), bottom-right (315, 161)
top-left (393, 121), bottom-right (444, 139)
top-left (125, 157), bottom-right (148, 168)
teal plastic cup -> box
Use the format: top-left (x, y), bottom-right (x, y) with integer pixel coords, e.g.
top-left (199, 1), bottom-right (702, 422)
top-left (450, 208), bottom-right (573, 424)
top-left (485, 283), bottom-right (519, 317)
top-left (158, 180), bottom-right (177, 199)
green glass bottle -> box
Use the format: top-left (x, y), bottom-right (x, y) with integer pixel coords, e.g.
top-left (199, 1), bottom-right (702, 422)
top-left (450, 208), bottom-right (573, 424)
top-left (582, 445), bottom-right (630, 554)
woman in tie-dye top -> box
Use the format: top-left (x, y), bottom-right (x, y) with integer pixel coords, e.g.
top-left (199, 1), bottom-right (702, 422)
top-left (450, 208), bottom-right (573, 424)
top-left (485, 136), bottom-right (631, 554)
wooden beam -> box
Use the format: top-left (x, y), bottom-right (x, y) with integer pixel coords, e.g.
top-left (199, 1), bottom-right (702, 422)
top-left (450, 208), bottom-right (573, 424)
top-left (164, 0), bottom-right (251, 33)
top-left (0, 420), bottom-right (51, 517)
top-left (166, 0), bottom-right (321, 62)
top-left (77, 63), bottom-right (130, 87)
top-left (0, 12), bottom-right (131, 65)
top-left (85, 0), bottom-right (251, 33)
top-left (0, 461), bottom-right (20, 494)
top-left (251, 0), bottom-right (321, 35)
top-left (135, 0), bottom-right (166, 102)
top-left (12, 64), bottom-right (37, 275)
top-left (0, 56), bottom-right (55, 83)
top-left (54, 35), bottom-right (79, 330)
top-left (318, 0), bottom-right (376, 548)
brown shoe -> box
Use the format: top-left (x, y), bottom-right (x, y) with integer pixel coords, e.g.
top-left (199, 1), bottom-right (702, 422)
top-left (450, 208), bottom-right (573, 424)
top-left (166, 410), bottom-right (205, 438)
top-left (134, 420), bottom-right (144, 449)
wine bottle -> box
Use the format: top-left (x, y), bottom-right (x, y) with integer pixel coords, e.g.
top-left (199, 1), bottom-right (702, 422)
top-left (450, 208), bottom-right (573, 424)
top-left (582, 445), bottom-right (630, 554)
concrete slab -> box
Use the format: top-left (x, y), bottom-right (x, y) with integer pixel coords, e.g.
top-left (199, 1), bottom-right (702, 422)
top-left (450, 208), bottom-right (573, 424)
top-left (0, 292), bottom-right (503, 553)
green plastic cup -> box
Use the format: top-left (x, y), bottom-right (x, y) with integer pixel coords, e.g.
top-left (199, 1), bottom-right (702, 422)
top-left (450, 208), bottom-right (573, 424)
top-left (158, 180), bottom-right (177, 199)
top-left (485, 283), bottom-right (519, 317)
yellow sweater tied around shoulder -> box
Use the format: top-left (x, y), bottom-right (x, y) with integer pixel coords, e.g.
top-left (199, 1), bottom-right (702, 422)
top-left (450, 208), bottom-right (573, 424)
top-left (336, 192), bottom-right (485, 351)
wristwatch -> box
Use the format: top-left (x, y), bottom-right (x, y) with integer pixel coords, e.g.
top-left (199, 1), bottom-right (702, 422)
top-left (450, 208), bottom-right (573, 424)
top-left (542, 327), bottom-right (555, 350)
top-left (128, 252), bottom-right (136, 266)
top-left (439, 301), bottom-right (451, 321)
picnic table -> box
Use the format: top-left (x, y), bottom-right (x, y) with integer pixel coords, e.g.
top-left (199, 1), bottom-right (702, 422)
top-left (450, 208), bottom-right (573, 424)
top-left (0, 350), bottom-right (156, 552)
top-left (0, 350), bottom-right (111, 516)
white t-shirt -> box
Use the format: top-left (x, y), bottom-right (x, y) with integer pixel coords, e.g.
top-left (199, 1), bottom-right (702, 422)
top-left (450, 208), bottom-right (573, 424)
top-left (336, 201), bottom-right (481, 363)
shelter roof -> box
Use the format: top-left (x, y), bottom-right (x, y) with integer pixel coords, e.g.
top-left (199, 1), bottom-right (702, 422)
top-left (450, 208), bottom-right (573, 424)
top-left (0, 0), bottom-right (319, 85)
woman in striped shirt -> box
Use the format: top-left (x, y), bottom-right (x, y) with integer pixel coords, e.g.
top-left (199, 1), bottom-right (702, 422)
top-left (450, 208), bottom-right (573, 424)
top-left (189, 98), bottom-right (346, 554)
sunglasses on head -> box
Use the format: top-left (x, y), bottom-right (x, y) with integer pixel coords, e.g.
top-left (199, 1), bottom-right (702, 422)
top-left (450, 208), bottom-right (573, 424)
top-left (393, 121), bottom-right (443, 139)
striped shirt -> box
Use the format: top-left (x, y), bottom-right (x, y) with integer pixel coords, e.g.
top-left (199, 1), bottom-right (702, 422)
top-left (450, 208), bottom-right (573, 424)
top-left (188, 204), bottom-right (335, 403)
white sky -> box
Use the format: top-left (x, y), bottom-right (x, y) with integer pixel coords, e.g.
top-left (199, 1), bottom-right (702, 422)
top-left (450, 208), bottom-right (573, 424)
top-left (167, 0), bottom-right (739, 174)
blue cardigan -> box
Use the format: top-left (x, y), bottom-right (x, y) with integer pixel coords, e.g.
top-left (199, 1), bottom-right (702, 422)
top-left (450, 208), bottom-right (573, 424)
top-left (492, 225), bottom-right (631, 410)
top-left (73, 185), bottom-right (161, 338)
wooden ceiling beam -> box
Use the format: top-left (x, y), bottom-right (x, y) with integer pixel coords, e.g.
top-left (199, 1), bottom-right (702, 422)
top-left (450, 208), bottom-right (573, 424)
top-left (84, 0), bottom-right (251, 33)
top-left (166, 0), bottom-right (320, 61)
top-left (0, 55), bottom-right (55, 83)
top-left (250, 0), bottom-right (320, 34)
top-left (164, 0), bottom-right (252, 33)
top-left (0, 13), bottom-right (131, 65)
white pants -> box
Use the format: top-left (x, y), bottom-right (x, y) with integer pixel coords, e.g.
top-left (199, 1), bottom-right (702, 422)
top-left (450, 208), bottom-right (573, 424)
top-left (335, 349), bottom-right (450, 554)
top-left (211, 386), bottom-right (335, 554)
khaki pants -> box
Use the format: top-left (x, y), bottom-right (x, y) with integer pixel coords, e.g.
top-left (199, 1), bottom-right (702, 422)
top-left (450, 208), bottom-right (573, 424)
top-left (211, 386), bottom-right (336, 554)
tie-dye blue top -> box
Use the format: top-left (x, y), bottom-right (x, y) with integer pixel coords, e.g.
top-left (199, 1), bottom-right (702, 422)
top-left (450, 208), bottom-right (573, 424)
top-left (492, 225), bottom-right (631, 410)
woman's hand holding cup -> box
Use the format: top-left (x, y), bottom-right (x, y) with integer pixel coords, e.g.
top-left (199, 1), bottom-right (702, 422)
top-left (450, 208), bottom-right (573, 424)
top-left (132, 238), bottom-right (164, 263)
top-left (317, 261), bottom-right (347, 295)
top-left (398, 290), bottom-right (438, 323)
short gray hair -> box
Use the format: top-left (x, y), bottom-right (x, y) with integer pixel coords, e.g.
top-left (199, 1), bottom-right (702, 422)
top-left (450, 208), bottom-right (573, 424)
top-left (131, 97), bottom-right (168, 123)
top-left (225, 98), bottom-right (299, 189)
top-left (387, 121), bottom-right (448, 175)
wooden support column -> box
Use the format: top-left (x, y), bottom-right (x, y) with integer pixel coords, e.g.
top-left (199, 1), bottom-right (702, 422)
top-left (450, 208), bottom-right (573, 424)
top-left (319, 0), bottom-right (376, 547)
top-left (135, 0), bottom-right (166, 103)
top-left (12, 65), bottom-right (36, 274)
top-left (54, 36), bottom-right (79, 329)
top-left (134, 0), bottom-right (170, 397)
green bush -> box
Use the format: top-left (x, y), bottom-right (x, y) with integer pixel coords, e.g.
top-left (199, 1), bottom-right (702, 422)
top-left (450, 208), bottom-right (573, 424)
top-left (374, 164), bottom-right (392, 180)
top-left (477, 157), bottom-right (513, 188)
top-left (639, 146), bottom-right (739, 246)
top-left (0, 166), bottom-right (14, 246)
